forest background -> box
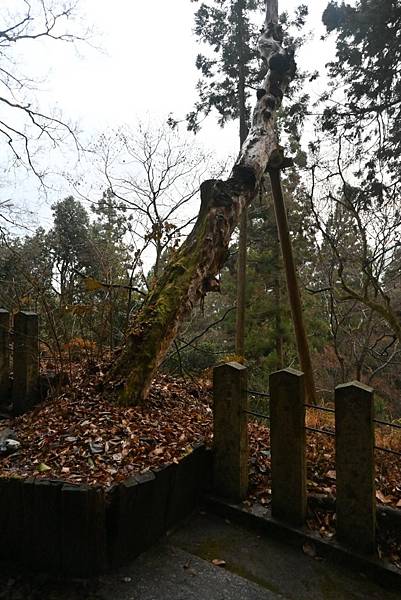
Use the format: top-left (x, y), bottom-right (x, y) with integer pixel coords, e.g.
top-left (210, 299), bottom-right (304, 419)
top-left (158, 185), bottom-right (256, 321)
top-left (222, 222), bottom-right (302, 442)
top-left (1, 0), bottom-right (401, 419)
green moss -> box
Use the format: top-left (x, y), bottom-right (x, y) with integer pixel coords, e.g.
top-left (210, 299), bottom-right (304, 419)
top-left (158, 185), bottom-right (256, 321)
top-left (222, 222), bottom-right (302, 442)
top-left (113, 177), bottom-right (250, 404)
top-left (113, 200), bottom-right (213, 405)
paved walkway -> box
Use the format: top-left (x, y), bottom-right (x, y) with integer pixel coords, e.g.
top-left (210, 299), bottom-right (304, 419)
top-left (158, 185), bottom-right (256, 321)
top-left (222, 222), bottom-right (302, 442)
top-left (0, 511), bottom-right (400, 599)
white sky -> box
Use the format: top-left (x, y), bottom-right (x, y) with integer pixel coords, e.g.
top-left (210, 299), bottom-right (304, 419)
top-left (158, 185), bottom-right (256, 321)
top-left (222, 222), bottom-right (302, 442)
top-left (48, 0), bottom-right (334, 148)
top-left (1, 0), bottom-right (336, 231)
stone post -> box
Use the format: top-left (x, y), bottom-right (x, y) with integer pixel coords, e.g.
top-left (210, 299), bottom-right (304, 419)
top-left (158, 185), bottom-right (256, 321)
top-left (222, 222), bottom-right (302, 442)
top-left (12, 312), bottom-right (39, 415)
top-left (213, 362), bottom-right (248, 502)
top-left (270, 368), bottom-right (306, 526)
top-left (335, 381), bottom-right (376, 554)
top-left (0, 309), bottom-right (10, 402)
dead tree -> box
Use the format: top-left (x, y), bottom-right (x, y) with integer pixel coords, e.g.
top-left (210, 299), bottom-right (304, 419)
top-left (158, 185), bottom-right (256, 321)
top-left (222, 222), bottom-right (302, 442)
top-left (108, 0), bottom-right (296, 404)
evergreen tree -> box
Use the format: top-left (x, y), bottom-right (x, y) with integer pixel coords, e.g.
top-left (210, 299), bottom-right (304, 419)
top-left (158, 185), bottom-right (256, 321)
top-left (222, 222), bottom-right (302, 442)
top-left (188, 0), bottom-right (263, 137)
top-left (226, 172), bottom-right (325, 384)
top-left (88, 189), bottom-right (137, 349)
top-left (0, 228), bottom-right (53, 312)
top-left (321, 0), bottom-right (401, 203)
top-left (48, 196), bottom-right (92, 308)
top-left (188, 0), bottom-right (308, 137)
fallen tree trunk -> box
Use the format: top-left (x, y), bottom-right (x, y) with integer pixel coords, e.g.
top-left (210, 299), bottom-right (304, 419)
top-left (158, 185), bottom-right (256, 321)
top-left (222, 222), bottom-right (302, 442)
top-left (108, 0), bottom-right (296, 404)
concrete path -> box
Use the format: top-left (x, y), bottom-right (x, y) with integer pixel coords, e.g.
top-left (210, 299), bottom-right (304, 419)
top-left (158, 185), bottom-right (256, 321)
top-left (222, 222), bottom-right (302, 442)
top-left (168, 511), bottom-right (401, 600)
top-left (99, 544), bottom-right (276, 600)
top-left (0, 510), bottom-right (400, 599)
top-left (100, 510), bottom-right (401, 600)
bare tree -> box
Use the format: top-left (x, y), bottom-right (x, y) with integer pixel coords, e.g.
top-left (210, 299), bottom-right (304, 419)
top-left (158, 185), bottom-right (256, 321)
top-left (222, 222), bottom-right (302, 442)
top-left (0, 0), bottom-right (89, 180)
top-left (71, 124), bottom-right (218, 287)
top-left (307, 137), bottom-right (401, 365)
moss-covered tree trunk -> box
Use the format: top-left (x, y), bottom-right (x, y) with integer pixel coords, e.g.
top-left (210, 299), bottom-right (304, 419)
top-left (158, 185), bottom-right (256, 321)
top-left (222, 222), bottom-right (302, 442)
top-left (109, 0), bottom-right (296, 404)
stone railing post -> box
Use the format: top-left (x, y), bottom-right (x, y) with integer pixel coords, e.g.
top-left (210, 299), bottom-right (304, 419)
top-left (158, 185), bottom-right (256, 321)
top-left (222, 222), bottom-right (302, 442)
top-left (12, 311), bottom-right (39, 416)
top-left (270, 368), bottom-right (306, 526)
top-left (335, 381), bottom-right (376, 554)
top-left (0, 309), bottom-right (10, 402)
top-left (213, 362), bottom-right (248, 502)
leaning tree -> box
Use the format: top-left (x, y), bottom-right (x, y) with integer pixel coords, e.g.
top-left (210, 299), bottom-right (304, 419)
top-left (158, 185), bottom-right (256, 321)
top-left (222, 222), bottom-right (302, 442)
top-left (107, 0), bottom-right (298, 404)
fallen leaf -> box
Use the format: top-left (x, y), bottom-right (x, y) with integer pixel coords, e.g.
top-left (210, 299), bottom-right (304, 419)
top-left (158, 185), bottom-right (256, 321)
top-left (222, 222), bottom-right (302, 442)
top-left (302, 542), bottom-right (316, 558)
top-left (89, 442), bottom-right (103, 454)
top-left (326, 470), bottom-right (336, 480)
top-left (376, 490), bottom-right (392, 504)
top-left (37, 463), bottom-right (51, 473)
top-left (212, 559), bottom-right (226, 567)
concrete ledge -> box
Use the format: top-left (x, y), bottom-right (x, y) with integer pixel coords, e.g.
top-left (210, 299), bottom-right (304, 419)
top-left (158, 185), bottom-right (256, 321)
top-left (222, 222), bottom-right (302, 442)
top-left (203, 494), bottom-right (401, 594)
top-left (0, 444), bottom-right (212, 575)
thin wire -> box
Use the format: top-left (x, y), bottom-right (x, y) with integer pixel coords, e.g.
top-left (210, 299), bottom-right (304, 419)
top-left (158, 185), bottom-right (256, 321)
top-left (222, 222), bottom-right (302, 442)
top-left (244, 409), bottom-right (270, 420)
top-left (244, 409), bottom-right (401, 455)
top-left (246, 390), bottom-right (270, 398)
top-left (374, 445), bottom-right (401, 457)
top-left (305, 426), bottom-right (335, 437)
top-left (245, 391), bottom-right (401, 452)
top-left (374, 418), bottom-right (401, 431)
top-left (305, 403), bottom-right (335, 414)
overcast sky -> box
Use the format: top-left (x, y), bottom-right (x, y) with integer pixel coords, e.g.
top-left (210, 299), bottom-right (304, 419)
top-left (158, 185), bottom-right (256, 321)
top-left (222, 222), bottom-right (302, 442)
top-left (46, 0), bottom-right (334, 147)
top-left (1, 0), bottom-right (336, 231)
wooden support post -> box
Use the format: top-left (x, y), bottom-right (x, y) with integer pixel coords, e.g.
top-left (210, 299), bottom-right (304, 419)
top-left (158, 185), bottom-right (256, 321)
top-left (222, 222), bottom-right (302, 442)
top-left (269, 169), bottom-right (316, 405)
top-left (213, 362), bottom-right (248, 502)
top-left (12, 311), bottom-right (39, 416)
top-left (270, 368), bottom-right (306, 526)
top-left (335, 382), bottom-right (376, 554)
top-left (235, 209), bottom-right (247, 359)
top-left (235, 123), bottom-right (249, 360)
top-left (0, 309), bottom-right (10, 402)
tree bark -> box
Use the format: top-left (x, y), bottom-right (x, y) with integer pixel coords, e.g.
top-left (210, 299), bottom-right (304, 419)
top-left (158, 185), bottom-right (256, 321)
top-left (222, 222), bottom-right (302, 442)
top-left (108, 0), bottom-right (296, 404)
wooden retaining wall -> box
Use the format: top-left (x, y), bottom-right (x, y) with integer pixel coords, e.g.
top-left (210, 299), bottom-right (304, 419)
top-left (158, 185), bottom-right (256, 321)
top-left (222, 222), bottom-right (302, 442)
top-left (0, 444), bottom-right (212, 576)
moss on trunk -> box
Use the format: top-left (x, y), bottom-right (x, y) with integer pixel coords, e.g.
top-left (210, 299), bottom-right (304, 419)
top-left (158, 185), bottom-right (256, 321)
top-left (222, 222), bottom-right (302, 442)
top-left (109, 178), bottom-right (254, 404)
top-left (107, 3), bottom-right (296, 405)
